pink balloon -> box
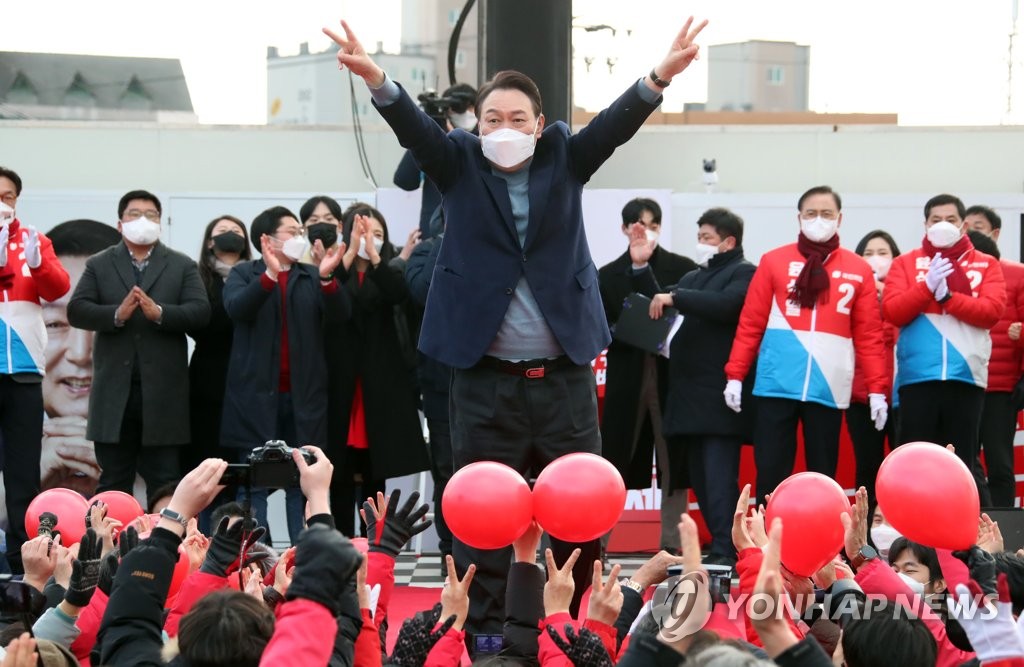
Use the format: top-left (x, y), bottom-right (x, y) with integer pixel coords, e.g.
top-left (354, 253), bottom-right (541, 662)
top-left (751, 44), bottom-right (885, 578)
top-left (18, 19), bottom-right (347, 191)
top-left (533, 453), bottom-right (626, 543)
top-left (765, 473), bottom-right (850, 577)
top-left (443, 462), bottom-right (533, 550)
top-left (25, 488), bottom-right (89, 546)
top-left (877, 442), bottom-right (979, 550)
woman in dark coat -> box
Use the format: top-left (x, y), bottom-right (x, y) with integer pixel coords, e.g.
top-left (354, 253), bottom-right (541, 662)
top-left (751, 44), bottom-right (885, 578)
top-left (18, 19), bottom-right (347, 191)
top-left (185, 216), bottom-right (250, 472)
top-left (327, 202), bottom-right (429, 536)
top-left (220, 206), bottom-right (350, 544)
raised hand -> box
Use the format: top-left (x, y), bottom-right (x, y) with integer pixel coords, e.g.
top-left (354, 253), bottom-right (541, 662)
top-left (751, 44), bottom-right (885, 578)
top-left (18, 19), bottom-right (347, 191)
top-left (732, 484), bottom-right (756, 552)
top-left (439, 554), bottom-right (475, 631)
top-left (362, 489), bottom-right (432, 558)
top-left (260, 234), bottom-right (283, 279)
top-left (586, 561), bottom-right (623, 626)
top-left (322, 21), bottom-right (386, 87)
top-left (840, 487), bottom-right (868, 563)
top-left (544, 547), bottom-right (581, 616)
top-left (653, 16), bottom-right (709, 83)
top-left (544, 625), bottom-right (613, 667)
top-left (627, 222), bottom-right (654, 266)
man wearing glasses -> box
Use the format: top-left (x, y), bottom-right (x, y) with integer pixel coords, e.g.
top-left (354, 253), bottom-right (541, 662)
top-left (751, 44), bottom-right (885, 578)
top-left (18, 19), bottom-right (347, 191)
top-left (0, 167), bottom-right (70, 573)
top-left (723, 186), bottom-right (888, 500)
top-left (68, 190), bottom-right (210, 497)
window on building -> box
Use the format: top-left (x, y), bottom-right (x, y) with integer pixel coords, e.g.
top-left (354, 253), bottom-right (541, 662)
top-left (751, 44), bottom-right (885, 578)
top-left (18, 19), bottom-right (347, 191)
top-left (4, 71), bottom-right (38, 105)
top-left (767, 66), bottom-right (785, 86)
top-left (63, 72), bottom-right (97, 107)
top-left (119, 75), bottom-right (154, 111)
top-left (448, 9), bottom-right (460, 26)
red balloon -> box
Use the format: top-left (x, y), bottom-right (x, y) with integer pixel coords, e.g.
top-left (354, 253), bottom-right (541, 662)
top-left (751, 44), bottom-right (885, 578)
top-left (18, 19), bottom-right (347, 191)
top-left (877, 442), bottom-right (979, 550)
top-left (25, 488), bottom-right (89, 546)
top-left (765, 472), bottom-right (850, 577)
top-left (533, 453), bottom-right (626, 543)
top-left (443, 462), bottom-right (533, 550)
top-left (89, 491), bottom-right (144, 528)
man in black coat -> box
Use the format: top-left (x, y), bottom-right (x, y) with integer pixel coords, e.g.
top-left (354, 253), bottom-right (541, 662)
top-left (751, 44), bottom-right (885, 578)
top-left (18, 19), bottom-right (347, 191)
top-left (631, 208), bottom-right (756, 566)
top-left (598, 198), bottom-right (696, 553)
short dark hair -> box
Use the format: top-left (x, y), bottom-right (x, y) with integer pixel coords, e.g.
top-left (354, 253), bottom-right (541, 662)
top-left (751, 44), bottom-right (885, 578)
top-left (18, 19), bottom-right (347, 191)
top-left (47, 219), bottom-right (122, 257)
top-left (924, 194), bottom-right (966, 220)
top-left (797, 185), bottom-right (842, 212)
top-left (0, 167), bottom-right (22, 195)
top-left (620, 198), bottom-right (662, 226)
top-left (841, 600), bottom-right (937, 667)
top-left (476, 70), bottom-right (542, 118)
top-left (854, 230), bottom-right (901, 258)
top-left (968, 230), bottom-right (1000, 259)
top-left (888, 537), bottom-right (943, 586)
top-left (198, 215), bottom-right (251, 289)
top-left (146, 481), bottom-right (178, 512)
top-left (250, 206), bottom-right (299, 253)
top-left (210, 501), bottom-right (250, 530)
top-left (117, 190), bottom-right (162, 220)
top-left (443, 83), bottom-right (478, 114)
top-left (696, 207), bottom-right (744, 245)
top-left (178, 590), bottom-right (275, 666)
top-left (299, 195), bottom-right (342, 224)
top-left (965, 204), bottom-right (1002, 230)
top-left (993, 552), bottom-right (1024, 616)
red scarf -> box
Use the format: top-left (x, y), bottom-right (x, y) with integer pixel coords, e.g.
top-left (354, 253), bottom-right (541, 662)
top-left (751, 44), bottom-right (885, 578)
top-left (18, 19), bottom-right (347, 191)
top-left (921, 233), bottom-right (973, 296)
top-left (0, 220), bottom-right (20, 291)
top-left (789, 232), bottom-right (840, 309)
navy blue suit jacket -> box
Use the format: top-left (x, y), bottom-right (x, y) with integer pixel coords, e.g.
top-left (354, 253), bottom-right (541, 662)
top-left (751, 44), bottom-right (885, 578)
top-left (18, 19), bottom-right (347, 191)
top-left (375, 82), bottom-right (661, 368)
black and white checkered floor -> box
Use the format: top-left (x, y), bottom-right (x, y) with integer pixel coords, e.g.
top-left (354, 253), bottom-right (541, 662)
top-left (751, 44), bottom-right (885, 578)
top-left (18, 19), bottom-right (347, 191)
top-left (392, 552), bottom-right (653, 587)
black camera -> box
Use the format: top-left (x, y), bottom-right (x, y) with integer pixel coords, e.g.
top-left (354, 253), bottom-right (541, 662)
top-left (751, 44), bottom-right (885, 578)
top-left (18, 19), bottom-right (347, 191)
top-left (220, 441), bottom-right (316, 489)
top-left (417, 87), bottom-right (476, 128)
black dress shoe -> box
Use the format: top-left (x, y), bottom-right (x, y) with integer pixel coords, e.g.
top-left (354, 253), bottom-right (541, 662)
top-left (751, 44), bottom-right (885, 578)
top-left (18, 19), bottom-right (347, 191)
top-left (702, 553), bottom-right (737, 568)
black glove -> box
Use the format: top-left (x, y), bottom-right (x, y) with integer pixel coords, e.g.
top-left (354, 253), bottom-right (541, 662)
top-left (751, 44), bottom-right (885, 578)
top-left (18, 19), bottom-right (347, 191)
top-left (952, 546), bottom-right (998, 597)
top-left (363, 489), bottom-right (432, 558)
top-left (387, 603), bottom-right (456, 667)
top-left (200, 516), bottom-right (268, 578)
top-left (544, 625), bottom-right (613, 667)
top-left (285, 525), bottom-right (362, 617)
top-left (65, 528), bottom-right (103, 607)
top-left (99, 526), bottom-right (140, 596)
top-left (1013, 375), bottom-right (1024, 411)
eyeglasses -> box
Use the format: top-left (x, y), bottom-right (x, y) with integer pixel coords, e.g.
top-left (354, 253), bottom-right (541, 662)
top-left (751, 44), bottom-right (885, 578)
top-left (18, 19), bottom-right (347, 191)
top-left (123, 209), bottom-right (160, 222)
top-left (273, 228), bottom-right (304, 239)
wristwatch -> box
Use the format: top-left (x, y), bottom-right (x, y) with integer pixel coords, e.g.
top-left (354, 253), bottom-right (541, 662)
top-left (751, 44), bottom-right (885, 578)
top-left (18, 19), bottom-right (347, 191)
top-left (620, 578), bottom-right (645, 595)
top-left (850, 544), bottom-right (878, 570)
top-left (159, 507), bottom-right (189, 529)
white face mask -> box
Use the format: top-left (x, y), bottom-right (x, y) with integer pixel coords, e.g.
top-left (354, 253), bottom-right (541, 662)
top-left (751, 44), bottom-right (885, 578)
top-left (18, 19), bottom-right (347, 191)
top-left (695, 242), bottom-right (720, 268)
top-left (0, 202), bottom-right (14, 227)
top-left (800, 216), bottom-right (838, 243)
top-left (865, 255), bottom-right (893, 281)
top-left (645, 229), bottom-right (660, 246)
top-left (927, 221), bottom-right (962, 248)
top-left (897, 572), bottom-right (926, 594)
top-left (450, 111), bottom-right (478, 131)
top-left (121, 218), bottom-right (161, 245)
top-left (357, 237), bottom-right (384, 261)
top-left (481, 126), bottom-right (538, 169)
top-left (281, 235), bottom-right (309, 262)
top-left (870, 524), bottom-right (901, 558)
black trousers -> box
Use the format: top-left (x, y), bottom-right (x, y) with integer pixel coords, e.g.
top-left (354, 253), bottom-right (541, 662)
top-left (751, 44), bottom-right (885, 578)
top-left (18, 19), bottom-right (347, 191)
top-left (94, 380), bottom-right (180, 497)
top-left (677, 434), bottom-right (742, 560)
top-left (330, 448), bottom-right (386, 539)
top-left (898, 380), bottom-right (991, 506)
top-left (753, 397), bottom-right (843, 502)
top-left (0, 378), bottom-right (42, 572)
top-left (846, 402), bottom-right (897, 505)
top-left (450, 362), bottom-right (601, 636)
top-left (427, 415), bottom-right (454, 558)
top-left (978, 391), bottom-right (1017, 507)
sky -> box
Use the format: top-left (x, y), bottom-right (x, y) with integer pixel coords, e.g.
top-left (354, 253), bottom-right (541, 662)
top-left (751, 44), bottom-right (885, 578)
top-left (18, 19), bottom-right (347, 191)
top-left (4, 0), bottom-right (1023, 126)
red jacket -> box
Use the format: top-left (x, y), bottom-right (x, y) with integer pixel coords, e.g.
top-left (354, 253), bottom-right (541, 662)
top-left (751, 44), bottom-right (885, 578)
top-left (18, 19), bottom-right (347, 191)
top-left (725, 243), bottom-right (887, 409)
top-left (164, 570), bottom-right (228, 637)
top-left (71, 588), bottom-right (108, 667)
top-left (987, 260), bottom-right (1024, 392)
top-left (883, 245), bottom-right (1005, 390)
top-left (355, 608), bottom-right (383, 667)
top-left (735, 547), bottom-right (804, 647)
top-left (424, 624), bottom-right (466, 666)
top-left (260, 598), bottom-right (337, 666)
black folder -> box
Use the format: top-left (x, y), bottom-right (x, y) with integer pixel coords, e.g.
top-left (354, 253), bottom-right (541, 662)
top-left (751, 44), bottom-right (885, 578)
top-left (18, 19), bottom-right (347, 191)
top-left (611, 293), bottom-right (679, 354)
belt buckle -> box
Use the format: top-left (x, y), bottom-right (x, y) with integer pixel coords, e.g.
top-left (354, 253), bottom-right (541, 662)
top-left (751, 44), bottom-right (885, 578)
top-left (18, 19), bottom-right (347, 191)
top-left (524, 365), bottom-right (545, 379)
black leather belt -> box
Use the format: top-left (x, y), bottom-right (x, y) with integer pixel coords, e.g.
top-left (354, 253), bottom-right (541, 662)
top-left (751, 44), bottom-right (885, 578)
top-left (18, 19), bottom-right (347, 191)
top-left (475, 355), bottom-right (575, 379)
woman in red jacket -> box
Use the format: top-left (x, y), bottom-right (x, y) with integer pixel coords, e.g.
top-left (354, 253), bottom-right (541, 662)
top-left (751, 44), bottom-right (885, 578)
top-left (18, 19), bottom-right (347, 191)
top-left (848, 230), bottom-right (900, 505)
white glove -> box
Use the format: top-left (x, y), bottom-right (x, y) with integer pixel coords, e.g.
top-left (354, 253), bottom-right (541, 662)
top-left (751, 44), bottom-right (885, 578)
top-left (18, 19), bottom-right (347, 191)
top-left (24, 227), bottom-right (41, 269)
top-left (924, 254), bottom-right (954, 294)
top-left (724, 379), bottom-right (743, 413)
top-left (868, 393), bottom-right (888, 431)
top-left (934, 278), bottom-right (950, 302)
top-left (0, 225), bottom-right (9, 267)
top-left (950, 578), bottom-right (1024, 663)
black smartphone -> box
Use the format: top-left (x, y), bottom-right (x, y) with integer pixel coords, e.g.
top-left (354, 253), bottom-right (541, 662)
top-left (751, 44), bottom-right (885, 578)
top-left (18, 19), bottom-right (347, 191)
top-left (219, 464), bottom-right (250, 486)
top-left (0, 575), bottom-right (45, 616)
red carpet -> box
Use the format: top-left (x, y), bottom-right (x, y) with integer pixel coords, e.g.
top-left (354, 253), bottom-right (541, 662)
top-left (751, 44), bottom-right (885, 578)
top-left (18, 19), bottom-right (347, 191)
top-left (384, 585), bottom-right (444, 653)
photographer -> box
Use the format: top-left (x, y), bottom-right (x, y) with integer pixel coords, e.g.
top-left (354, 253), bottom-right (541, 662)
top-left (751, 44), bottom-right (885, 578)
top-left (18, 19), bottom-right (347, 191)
top-left (393, 83), bottom-right (477, 239)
